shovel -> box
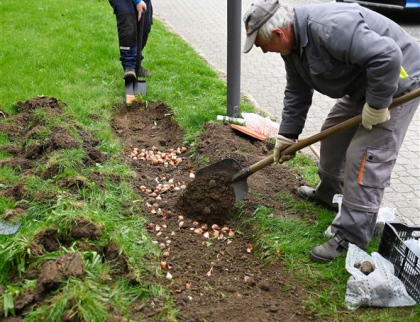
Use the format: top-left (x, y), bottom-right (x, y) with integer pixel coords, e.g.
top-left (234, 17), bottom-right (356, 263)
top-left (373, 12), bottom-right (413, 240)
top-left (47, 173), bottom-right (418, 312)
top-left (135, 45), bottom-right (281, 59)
top-left (125, 10), bottom-right (147, 104)
top-left (196, 88), bottom-right (420, 201)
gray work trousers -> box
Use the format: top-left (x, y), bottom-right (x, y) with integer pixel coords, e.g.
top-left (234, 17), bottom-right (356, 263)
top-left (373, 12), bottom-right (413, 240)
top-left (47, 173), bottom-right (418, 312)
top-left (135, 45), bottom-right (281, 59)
top-left (315, 89), bottom-right (419, 248)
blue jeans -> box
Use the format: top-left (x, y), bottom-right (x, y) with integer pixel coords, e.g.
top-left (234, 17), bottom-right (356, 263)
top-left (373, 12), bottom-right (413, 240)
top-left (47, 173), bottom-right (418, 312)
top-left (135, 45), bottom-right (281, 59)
top-left (108, 0), bottom-right (153, 69)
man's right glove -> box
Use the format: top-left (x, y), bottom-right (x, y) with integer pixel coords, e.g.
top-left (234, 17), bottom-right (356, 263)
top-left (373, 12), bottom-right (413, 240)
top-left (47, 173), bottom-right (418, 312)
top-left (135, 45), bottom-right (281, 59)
top-left (361, 103), bottom-right (390, 131)
top-left (273, 135), bottom-right (297, 164)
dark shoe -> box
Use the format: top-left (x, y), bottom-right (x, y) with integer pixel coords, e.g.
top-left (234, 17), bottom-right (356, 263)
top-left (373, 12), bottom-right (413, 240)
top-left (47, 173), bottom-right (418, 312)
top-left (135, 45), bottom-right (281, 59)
top-left (297, 186), bottom-right (318, 202)
top-left (297, 186), bottom-right (338, 210)
top-left (309, 235), bottom-right (348, 263)
top-left (137, 66), bottom-right (150, 77)
top-left (123, 68), bottom-right (136, 80)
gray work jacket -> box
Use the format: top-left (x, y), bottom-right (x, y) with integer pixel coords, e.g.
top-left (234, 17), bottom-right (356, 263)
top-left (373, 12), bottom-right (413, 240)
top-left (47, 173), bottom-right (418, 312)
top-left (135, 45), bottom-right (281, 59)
top-left (279, 3), bottom-right (420, 137)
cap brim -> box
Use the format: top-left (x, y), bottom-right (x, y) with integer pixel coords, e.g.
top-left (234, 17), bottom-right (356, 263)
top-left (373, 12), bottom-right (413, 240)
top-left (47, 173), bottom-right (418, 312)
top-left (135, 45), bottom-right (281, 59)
top-left (242, 31), bottom-right (258, 54)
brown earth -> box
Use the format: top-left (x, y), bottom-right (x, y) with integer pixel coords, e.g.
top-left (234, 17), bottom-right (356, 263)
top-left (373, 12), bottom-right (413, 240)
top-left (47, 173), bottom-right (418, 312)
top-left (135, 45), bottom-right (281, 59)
top-left (111, 100), bottom-right (317, 321)
top-left (1, 97), bottom-right (319, 321)
top-left (175, 172), bottom-right (236, 224)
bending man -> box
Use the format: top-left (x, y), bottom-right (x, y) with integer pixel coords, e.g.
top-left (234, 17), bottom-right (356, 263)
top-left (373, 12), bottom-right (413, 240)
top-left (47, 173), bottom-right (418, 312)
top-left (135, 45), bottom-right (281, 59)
top-left (243, 0), bottom-right (420, 262)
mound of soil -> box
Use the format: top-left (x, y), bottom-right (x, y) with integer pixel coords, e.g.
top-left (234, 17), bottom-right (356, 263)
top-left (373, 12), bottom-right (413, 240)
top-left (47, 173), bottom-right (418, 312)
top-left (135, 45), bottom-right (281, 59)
top-left (197, 123), bottom-right (309, 219)
top-left (111, 100), bottom-right (317, 321)
top-left (175, 173), bottom-right (236, 224)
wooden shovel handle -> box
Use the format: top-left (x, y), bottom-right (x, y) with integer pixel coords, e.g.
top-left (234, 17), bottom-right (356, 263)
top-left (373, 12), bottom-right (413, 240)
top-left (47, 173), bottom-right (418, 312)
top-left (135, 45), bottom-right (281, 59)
top-left (248, 88), bottom-right (420, 175)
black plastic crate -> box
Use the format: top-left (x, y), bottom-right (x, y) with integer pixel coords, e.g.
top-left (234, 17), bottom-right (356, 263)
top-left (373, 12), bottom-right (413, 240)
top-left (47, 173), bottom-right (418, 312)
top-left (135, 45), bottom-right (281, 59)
top-left (378, 222), bottom-right (420, 303)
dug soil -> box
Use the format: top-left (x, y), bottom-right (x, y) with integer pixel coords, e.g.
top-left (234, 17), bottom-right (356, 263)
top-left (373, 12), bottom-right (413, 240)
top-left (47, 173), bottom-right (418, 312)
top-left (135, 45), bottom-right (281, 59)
top-left (111, 101), bottom-right (317, 321)
top-left (1, 97), bottom-right (319, 321)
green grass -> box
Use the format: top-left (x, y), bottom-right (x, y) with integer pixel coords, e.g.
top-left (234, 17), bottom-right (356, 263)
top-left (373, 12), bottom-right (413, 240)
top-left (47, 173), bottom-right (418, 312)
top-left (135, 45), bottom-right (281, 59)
top-left (243, 200), bottom-right (419, 321)
top-left (287, 153), bottom-right (320, 186)
top-left (0, 0), bottom-right (253, 141)
top-left (0, 0), bottom-right (418, 320)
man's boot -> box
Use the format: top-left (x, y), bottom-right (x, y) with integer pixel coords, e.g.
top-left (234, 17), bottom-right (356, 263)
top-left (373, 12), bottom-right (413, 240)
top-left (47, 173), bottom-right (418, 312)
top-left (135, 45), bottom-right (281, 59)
top-left (297, 186), bottom-right (338, 210)
top-left (297, 186), bottom-right (318, 202)
top-left (123, 68), bottom-right (136, 80)
top-left (309, 235), bottom-right (348, 263)
top-left (137, 66), bottom-right (151, 77)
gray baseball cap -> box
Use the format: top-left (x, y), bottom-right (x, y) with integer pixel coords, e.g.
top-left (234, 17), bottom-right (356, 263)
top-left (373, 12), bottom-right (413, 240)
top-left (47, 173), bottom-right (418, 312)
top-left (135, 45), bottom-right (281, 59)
top-left (243, 0), bottom-right (281, 53)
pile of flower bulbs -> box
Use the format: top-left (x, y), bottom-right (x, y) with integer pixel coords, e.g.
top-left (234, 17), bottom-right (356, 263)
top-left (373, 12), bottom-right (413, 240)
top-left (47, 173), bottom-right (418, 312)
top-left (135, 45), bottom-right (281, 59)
top-left (129, 146), bottom-right (188, 167)
top-left (177, 216), bottom-right (237, 245)
top-left (140, 176), bottom-right (187, 200)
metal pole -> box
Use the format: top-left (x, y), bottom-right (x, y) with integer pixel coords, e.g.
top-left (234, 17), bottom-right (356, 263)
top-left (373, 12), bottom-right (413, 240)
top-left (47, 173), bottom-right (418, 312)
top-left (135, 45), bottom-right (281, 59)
top-left (227, 0), bottom-right (241, 117)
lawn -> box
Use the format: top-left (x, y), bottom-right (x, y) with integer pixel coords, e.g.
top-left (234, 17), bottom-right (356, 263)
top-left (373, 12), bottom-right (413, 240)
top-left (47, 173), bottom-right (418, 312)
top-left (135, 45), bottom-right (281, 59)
top-left (0, 0), bottom-right (418, 321)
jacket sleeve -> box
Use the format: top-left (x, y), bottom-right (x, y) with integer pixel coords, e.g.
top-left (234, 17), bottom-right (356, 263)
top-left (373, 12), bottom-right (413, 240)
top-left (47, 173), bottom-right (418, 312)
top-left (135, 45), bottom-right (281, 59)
top-left (279, 58), bottom-right (314, 139)
top-left (133, 0), bottom-right (142, 4)
top-left (321, 14), bottom-right (402, 109)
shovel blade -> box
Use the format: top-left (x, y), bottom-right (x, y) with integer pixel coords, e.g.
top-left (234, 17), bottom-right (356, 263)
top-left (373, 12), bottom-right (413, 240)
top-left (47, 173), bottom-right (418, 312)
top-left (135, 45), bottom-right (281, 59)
top-left (125, 79), bottom-right (146, 104)
top-left (134, 80), bottom-right (146, 95)
top-left (196, 158), bottom-right (249, 201)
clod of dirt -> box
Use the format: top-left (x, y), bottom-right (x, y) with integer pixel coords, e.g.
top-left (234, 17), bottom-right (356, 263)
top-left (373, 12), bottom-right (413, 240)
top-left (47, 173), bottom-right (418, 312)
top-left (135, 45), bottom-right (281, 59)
top-left (0, 184), bottom-right (27, 201)
top-left (16, 96), bottom-right (66, 112)
top-left (259, 281), bottom-right (270, 292)
top-left (34, 227), bottom-right (60, 253)
top-left (104, 244), bottom-right (129, 275)
top-left (360, 261), bottom-right (375, 275)
top-left (37, 252), bottom-right (85, 293)
top-left (70, 217), bottom-right (101, 241)
top-left (14, 290), bottom-right (38, 312)
top-left (0, 145), bottom-right (21, 155)
top-left (40, 163), bottom-right (61, 179)
top-left (88, 113), bottom-right (100, 121)
top-left (24, 141), bottom-right (46, 159)
top-left (0, 157), bottom-right (34, 170)
top-left (84, 147), bottom-right (105, 166)
top-left (176, 173), bottom-right (236, 224)
top-left (58, 176), bottom-right (88, 192)
top-left (2, 204), bottom-right (27, 222)
top-left (49, 126), bottom-right (80, 150)
top-left (31, 218), bottom-right (101, 256)
top-left (1, 97), bottom-right (103, 171)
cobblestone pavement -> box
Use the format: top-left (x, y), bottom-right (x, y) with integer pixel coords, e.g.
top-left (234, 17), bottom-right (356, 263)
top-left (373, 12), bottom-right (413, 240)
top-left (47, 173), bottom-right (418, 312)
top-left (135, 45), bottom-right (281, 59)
top-left (153, 0), bottom-right (420, 225)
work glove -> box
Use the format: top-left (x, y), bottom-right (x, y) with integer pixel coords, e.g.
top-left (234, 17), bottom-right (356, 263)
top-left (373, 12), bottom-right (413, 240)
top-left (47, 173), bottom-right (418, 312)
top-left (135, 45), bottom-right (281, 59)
top-left (361, 103), bottom-right (390, 131)
top-left (273, 135), bottom-right (297, 164)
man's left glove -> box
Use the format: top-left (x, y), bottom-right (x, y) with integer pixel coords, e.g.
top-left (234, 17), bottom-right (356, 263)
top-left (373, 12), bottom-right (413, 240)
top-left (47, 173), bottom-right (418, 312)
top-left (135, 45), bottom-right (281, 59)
top-left (361, 103), bottom-right (391, 131)
top-left (273, 135), bottom-right (297, 164)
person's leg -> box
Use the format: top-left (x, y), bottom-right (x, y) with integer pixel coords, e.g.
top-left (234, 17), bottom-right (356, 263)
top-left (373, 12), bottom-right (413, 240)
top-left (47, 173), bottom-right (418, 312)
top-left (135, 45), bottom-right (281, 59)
top-left (109, 0), bottom-right (137, 75)
top-left (333, 93), bottom-right (420, 248)
top-left (300, 97), bottom-right (362, 207)
top-left (311, 90), bottom-right (419, 262)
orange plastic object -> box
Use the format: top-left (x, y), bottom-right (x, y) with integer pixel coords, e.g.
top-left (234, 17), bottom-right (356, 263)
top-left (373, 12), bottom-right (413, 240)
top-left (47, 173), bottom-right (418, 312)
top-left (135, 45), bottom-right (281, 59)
top-left (230, 124), bottom-right (266, 141)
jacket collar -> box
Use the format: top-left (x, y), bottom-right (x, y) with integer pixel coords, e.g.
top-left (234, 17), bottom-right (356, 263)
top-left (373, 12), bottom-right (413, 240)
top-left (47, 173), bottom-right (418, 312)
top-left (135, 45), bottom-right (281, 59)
top-left (292, 8), bottom-right (308, 56)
